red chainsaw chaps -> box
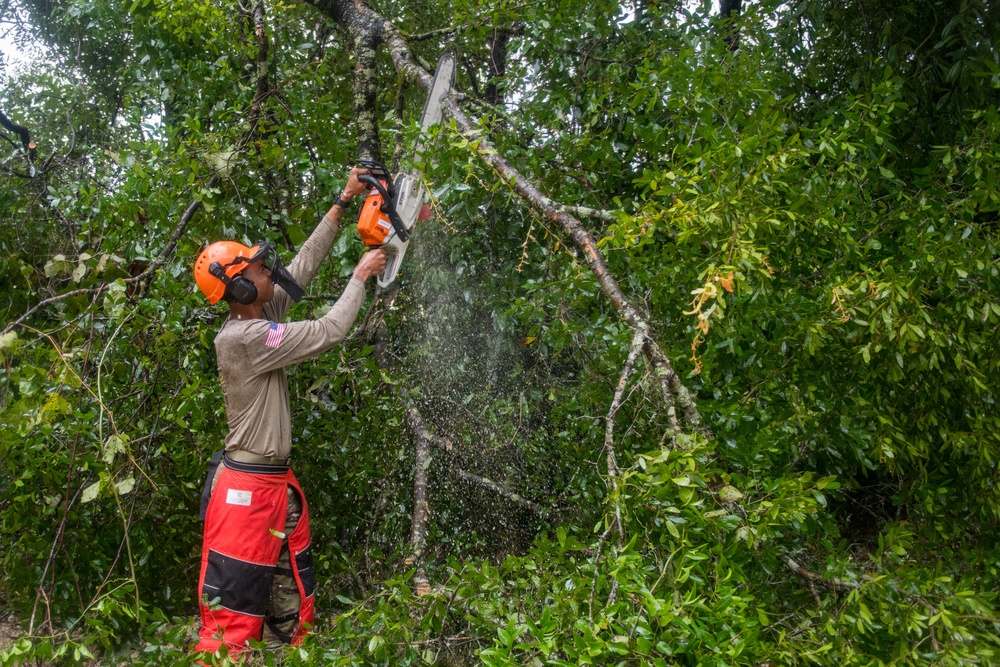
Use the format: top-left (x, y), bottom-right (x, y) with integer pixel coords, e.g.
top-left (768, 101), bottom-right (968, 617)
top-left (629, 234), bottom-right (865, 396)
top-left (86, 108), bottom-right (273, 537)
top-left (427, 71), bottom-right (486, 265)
top-left (195, 464), bottom-right (315, 656)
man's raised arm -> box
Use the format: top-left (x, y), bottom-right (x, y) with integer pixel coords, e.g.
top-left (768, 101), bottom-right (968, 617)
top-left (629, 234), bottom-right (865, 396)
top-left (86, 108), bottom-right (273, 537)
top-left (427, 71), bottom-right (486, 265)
top-left (264, 168), bottom-right (370, 321)
top-left (286, 166), bottom-right (371, 288)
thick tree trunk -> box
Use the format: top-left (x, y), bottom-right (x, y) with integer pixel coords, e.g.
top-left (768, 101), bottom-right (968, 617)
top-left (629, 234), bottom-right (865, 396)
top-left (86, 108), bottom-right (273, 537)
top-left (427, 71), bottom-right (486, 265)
top-left (302, 0), bottom-right (386, 158)
top-left (352, 31), bottom-right (382, 160)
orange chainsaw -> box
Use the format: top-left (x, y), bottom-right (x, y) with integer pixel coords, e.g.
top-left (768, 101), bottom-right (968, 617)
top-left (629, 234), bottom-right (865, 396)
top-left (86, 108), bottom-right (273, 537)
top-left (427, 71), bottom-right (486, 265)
top-left (356, 53), bottom-right (455, 288)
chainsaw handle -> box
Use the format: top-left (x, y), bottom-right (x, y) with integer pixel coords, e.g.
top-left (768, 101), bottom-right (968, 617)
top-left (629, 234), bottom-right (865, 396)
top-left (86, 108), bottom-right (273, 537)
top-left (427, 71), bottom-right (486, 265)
top-left (357, 174), bottom-right (410, 243)
top-left (356, 158), bottom-right (389, 177)
top-left (357, 173), bottom-right (389, 197)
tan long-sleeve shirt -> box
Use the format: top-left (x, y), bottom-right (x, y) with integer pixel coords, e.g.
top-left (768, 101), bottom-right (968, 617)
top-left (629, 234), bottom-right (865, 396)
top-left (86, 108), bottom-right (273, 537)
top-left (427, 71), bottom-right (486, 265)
top-left (214, 217), bottom-right (365, 458)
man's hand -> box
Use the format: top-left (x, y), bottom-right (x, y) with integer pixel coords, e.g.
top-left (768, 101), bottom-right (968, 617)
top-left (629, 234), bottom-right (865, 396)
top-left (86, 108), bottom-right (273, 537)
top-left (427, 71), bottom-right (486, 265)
top-left (352, 249), bottom-right (388, 282)
top-left (343, 166), bottom-right (371, 199)
top-left (324, 167), bottom-right (372, 222)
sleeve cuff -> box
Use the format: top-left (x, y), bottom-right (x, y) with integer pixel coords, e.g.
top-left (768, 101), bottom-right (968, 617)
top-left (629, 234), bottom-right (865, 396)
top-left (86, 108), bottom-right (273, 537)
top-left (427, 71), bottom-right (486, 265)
top-left (348, 276), bottom-right (366, 293)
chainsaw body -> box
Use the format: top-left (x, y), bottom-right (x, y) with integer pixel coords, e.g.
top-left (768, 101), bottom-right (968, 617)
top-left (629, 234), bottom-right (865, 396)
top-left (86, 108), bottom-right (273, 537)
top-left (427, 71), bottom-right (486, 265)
top-left (357, 167), bottom-right (425, 288)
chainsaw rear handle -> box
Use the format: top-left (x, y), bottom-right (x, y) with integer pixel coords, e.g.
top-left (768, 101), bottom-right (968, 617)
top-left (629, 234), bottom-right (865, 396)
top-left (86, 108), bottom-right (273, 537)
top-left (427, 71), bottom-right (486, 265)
top-left (356, 173), bottom-right (410, 243)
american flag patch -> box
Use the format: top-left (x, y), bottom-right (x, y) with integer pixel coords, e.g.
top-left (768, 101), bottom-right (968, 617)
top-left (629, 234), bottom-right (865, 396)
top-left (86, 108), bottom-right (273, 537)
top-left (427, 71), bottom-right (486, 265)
top-left (264, 323), bottom-right (285, 348)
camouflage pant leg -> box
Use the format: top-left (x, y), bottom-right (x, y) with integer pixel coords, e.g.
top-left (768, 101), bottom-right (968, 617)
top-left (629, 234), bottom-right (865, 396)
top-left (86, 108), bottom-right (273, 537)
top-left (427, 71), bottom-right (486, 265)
top-left (261, 485), bottom-right (303, 645)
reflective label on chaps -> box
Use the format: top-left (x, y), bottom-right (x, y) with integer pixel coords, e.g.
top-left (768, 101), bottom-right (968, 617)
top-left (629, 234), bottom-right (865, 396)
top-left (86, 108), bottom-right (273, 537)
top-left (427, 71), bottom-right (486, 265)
top-left (226, 489), bottom-right (252, 506)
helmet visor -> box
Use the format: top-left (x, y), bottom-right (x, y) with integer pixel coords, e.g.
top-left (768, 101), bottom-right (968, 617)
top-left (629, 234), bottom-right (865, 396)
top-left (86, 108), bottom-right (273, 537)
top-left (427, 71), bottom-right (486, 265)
top-left (268, 247), bottom-right (304, 302)
top-left (222, 241), bottom-right (304, 303)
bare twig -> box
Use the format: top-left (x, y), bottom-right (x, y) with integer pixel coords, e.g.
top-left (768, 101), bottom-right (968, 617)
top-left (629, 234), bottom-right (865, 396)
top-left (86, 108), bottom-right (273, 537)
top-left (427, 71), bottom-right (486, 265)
top-left (454, 469), bottom-right (545, 515)
top-left (589, 332), bottom-right (645, 616)
top-left (403, 25), bottom-right (459, 41)
top-left (588, 516), bottom-right (620, 624)
top-left (782, 554), bottom-right (859, 593)
top-left (604, 331), bottom-right (645, 539)
top-left (29, 484), bottom-right (85, 635)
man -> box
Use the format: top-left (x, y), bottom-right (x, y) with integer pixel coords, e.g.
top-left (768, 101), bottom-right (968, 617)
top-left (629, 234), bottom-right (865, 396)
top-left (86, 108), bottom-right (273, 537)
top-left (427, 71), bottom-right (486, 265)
top-left (191, 167), bottom-right (386, 656)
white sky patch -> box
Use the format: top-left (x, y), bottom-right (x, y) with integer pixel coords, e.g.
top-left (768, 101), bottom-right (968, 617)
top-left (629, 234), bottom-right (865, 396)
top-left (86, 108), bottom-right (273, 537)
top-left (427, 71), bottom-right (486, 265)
top-left (0, 22), bottom-right (39, 76)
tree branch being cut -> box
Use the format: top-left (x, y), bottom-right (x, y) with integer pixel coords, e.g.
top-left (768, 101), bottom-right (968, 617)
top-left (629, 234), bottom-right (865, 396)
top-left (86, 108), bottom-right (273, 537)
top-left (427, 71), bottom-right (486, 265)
top-left (303, 0), bottom-right (701, 430)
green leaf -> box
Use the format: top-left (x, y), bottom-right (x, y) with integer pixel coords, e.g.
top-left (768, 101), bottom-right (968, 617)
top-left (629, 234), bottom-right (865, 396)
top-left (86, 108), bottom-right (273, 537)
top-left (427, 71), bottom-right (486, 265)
top-left (0, 332), bottom-right (17, 350)
top-left (115, 476), bottom-right (136, 495)
top-left (102, 435), bottom-right (128, 465)
top-left (44, 255), bottom-right (69, 277)
top-left (81, 481), bottom-right (102, 504)
top-left (718, 485), bottom-right (743, 502)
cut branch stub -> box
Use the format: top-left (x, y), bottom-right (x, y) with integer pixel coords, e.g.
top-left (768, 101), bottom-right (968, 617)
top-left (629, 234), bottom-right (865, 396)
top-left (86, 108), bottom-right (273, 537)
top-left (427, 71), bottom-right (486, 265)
top-left (0, 107), bottom-right (32, 151)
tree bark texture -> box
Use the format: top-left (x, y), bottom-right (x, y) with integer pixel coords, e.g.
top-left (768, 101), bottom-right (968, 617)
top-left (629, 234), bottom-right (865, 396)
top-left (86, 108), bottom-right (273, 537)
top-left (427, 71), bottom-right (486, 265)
top-left (302, 0), bottom-right (387, 159)
top-left (404, 405), bottom-right (432, 596)
top-left (352, 31), bottom-right (382, 160)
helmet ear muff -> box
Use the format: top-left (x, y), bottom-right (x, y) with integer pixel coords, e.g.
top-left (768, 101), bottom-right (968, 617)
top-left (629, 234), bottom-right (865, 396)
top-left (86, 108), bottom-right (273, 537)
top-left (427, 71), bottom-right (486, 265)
top-left (209, 262), bottom-right (258, 306)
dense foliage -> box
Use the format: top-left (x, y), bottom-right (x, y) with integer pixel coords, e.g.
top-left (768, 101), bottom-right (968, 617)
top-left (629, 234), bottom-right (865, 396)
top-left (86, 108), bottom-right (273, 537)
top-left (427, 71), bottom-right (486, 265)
top-left (1, 0), bottom-right (998, 664)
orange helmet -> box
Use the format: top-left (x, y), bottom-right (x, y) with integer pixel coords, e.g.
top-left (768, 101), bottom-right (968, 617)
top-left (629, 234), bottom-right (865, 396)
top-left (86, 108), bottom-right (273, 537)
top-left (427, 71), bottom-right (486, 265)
top-left (194, 241), bottom-right (264, 304)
